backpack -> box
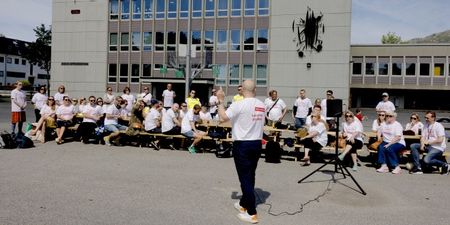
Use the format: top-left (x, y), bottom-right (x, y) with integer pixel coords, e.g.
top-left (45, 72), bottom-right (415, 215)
top-left (265, 141), bottom-right (282, 163)
top-left (0, 132), bottom-right (17, 149)
top-left (208, 127), bottom-right (227, 139)
top-left (16, 135), bottom-right (34, 149)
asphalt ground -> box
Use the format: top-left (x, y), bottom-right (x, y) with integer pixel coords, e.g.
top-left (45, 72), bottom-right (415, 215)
top-left (0, 101), bottom-right (450, 225)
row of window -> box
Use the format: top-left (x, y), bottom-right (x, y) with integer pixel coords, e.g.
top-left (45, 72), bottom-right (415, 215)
top-left (352, 56), bottom-right (450, 77)
top-left (109, 29), bottom-right (268, 52)
top-left (0, 56), bottom-right (27, 65)
top-left (109, 0), bottom-right (269, 20)
top-left (108, 63), bottom-right (267, 86)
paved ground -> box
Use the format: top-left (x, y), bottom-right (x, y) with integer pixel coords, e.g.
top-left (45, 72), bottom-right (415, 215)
top-left (0, 101), bottom-right (450, 225)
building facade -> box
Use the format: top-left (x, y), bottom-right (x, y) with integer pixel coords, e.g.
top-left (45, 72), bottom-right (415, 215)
top-left (0, 37), bottom-right (49, 87)
top-left (52, 0), bottom-right (352, 105)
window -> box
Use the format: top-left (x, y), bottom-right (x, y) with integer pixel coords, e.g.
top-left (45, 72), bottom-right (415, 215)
top-left (215, 65), bottom-right (227, 85)
top-left (38, 74), bottom-right (50, 79)
top-left (230, 30), bottom-right (240, 51)
top-left (7, 72), bottom-right (25, 78)
top-left (155, 32), bottom-right (164, 51)
top-left (21, 59), bottom-right (26, 65)
top-left (243, 64), bottom-right (253, 79)
top-left (179, 31), bottom-right (188, 44)
top-left (0, 71), bottom-right (3, 77)
top-left (132, 0), bottom-right (141, 19)
top-left (167, 31), bottom-right (177, 51)
top-left (392, 57), bottom-right (402, 76)
top-left (243, 30), bottom-right (254, 50)
top-left (30, 64), bottom-right (33, 75)
top-left (204, 30), bottom-right (214, 50)
top-left (352, 63), bottom-right (362, 75)
top-left (378, 57), bottom-right (389, 75)
top-left (231, 0), bottom-right (241, 16)
top-left (192, 31), bottom-right (202, 51)
top-left (144, 0), bottom-right (153, 19)
top-left (110, 0), bottom-right (119, 19)
top-left (257, 29), bottom-right (268, 50)
top-left (365, 60), bottom-right (375, 75)
top-left (406, 63), bottom-right (416, 76)
top-left (120, 64), bottom-right (128, 82)
top-left (109, 64), bottom-right (117, 82)
top-left (6, 57), bottom-right (12, 64)
top-left (120, 32), bottom-right (129, 51)
top-left (420, 63), bottom-right (430, 76)
top-left (217, 30), bottom-right (228, 51)
top-left (218, 0), bottom-right (228, 17)
top-left (143, 64), bottom-right (152, 77)
top-left (244, 0), bottom-right (254, 16)
top-left (205, 0), bottom-right (215, 17)
top-left (14, 58), bottom-right (19, 64)
top-left (156, 0), bottom-right (165, 19)
top-left (0, 56), bottom-right (4, 63)
top-left (131, 64), bottom-right (139, 83)
top-left (258, 0), bottom-right (268, 16)
top-left (256, 64), bottom-right (267, 86)
top-left (180, 0), bottom-right (188, 18)
top-left (229, 64), bottom-right (240, 85)
top-left (168, 0), bottom-right (177, 18)
top-left (132, 32), bottom-right (141, 51)
top-left (434, 63), bottom-right (444, 76)
top-left (121, 0), bottom-right (130, 20)
top-left (192, 0), bottom-right (202, 18)
top-left (143, 32), bottom-right (152, 51)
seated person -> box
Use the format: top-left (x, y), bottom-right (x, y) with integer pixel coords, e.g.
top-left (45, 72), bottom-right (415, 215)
top-left (338, 111), bottom-right (364, 171)
top-left (30, 96), bottom-right (57, 143)
top-left (55, 96), bottom-right (75, 144)
top-left (405, 113), bottom-right (423, 135)
top-left (305, 105), bottom-right (322, 128)
top-left (410, 111), bottom-right (448, 174)
top-left (376, 111), bottom-right (405, 174)
top-left (103, 96), bottom-right (128, 145)
top-left (298, 112), bottom-right (328, 166)
top-left (144, 99), bottom-right (162, 133)
top-left (199, 105), bottom-right (212, 124)
top-left (77, 96), bottom-right (102, 144)
top-left (181, 104), bottom-right (206, 154)
top-left (162, 103), bottom-right (181, 135)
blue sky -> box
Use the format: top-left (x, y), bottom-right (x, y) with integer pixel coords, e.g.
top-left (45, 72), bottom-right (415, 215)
top-left (0, 0), bottom-right (449, 43)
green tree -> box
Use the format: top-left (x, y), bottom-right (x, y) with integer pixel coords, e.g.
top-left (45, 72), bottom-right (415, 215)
top-left (23, 24), bottom-right (51, 95)
top-left (381, 32), bottom-right (402, 44)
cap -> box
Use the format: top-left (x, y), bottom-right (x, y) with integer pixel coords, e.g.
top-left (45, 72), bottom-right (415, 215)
top-left (382, 92), bottom-right (389, 97)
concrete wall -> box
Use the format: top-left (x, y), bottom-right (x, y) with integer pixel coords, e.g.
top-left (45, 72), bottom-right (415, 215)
top-left (269, 0), bottom-right (352, 106)
top-left (51, 0), bottom-right (108, 98)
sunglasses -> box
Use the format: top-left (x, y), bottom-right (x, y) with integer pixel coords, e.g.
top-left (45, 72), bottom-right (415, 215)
top-left (40, 89), bottom-right (45, 91)
top-left (378, 114), bottom-right (385, 117)
top-left (48, 99), bottom-right (54, 101)
top-left (311, 115), bottom-right (317, 118)
top-left (410, 117), bottom-right (417, 120)
top-left (385, 115), bottom-right (394, 118)
top-left (181, 105), bottom-right (187, 107)
top-left (64, 99), bottom-right (70, 101)
top-left (90, 99), bottom-right (96, 102)
top-left (345, 115), bottom-right (353, 118)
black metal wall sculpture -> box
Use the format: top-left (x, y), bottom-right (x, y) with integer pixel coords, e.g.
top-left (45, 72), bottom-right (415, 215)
top-left (292, 7), bottom-right (325, 58)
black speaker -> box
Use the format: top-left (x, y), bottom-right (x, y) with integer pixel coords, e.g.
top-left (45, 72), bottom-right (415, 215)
top-left (326, 99), bottom-right (343, 117)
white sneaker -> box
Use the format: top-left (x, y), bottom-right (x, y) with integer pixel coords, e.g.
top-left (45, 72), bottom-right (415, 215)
top-left (237, 212), bottom-right (258, 224)
top-left (234, 202), bottom-right (246, 214)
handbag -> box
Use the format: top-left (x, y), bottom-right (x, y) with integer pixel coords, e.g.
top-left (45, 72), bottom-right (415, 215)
top-left (330, 137), bottom-right (347, 149)
top-left (368, 140), bottom-right (382, 151)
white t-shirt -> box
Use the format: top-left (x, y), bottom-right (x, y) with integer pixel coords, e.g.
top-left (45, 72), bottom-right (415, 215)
top-left (11, 89), bottom-right (27, 112)
top-left (121, 94), bottom-right (135, 113)
top-left (40, 105), bottom-right (55, 116)
top-left (405, 122), bottom-right (424, 135)
top-left (162, 90), bottom-right (175, 107)
top-left (264, 98), bottom-right (286, 121)
top-left (31, 92), bottom-right (47, 110)
top-left (376, 100), bottom-right (396, 112)
top-left (380, 121), bottom-right (405, 146)
top-left (56, 105), bottom-right (75, 121)
top-left (200, 111), bottom-right (212, 121)
top-left (294, 97), bottom-right (312, 118)
top-left (144, 108), bottom-right (161, 131)
top-left (209, 95), bottom-right (218, 114)
top-left (54, 92), bottom-right (66, 106)
top-left (305, 115), bottom-right (313, 127)
top-left (162, 108), bottom-right (178, 133)
top-left (139, 92), bottom-right (152, 105)
top-left (308, 122), bottom-right (328, 147)
top-left (179, 110), bottom-right (187, 120)
top-left (103, 93), bottom-right (115, 105)
top-left (104, 104), bottom-right (121, 125)
top-left (423, 122), bottom-right (446, 151)
top-left (181, 109), bottom-right (200, 133)
top-left (225, 98), bottom-right (265, 141)
top-left (372, 120), bottom-right (385, 132)
top-left (343, 120), bottom-right (363, 141)
top-left (82, 104), bottom-right (103, 123)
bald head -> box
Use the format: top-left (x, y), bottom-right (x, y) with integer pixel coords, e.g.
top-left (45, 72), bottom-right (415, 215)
top-left (242, 80), bottom-right (256, 97)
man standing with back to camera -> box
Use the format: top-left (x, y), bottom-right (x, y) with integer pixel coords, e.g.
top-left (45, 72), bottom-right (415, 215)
top-left (217, 80), bottom-right (265, 224)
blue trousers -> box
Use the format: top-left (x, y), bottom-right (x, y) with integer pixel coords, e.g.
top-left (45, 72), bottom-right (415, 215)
top-left (294, 117), bottom-right (306, 129)
top-left (233, 140), bottom-right (261, 216)
top-left (410, 143), bottom-right (446, 169)
top-left (378, 141), bottom-right (404, 168)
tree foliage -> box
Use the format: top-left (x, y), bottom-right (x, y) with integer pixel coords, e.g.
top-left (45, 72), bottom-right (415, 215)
top-left (381, 32), bottom-right (402, 44)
